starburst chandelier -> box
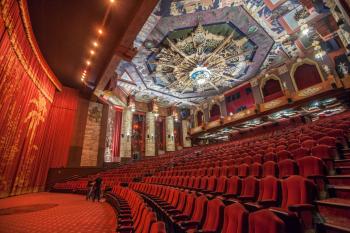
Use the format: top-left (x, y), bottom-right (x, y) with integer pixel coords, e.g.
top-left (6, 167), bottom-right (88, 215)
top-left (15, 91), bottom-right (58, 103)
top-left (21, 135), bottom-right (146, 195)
top-left (153, 24), bottom-right (255, 94)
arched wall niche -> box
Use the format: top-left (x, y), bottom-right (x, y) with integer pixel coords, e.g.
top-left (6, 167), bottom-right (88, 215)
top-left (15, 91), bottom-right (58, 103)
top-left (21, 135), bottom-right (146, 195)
top-left (209, 102), bottom-right (221, 121)
top-left (259, 74), bottom-right (284, 102)
top-left (195, 109), bottom-right (204, 127)
top-left (290, 58), bottom-right (325, 91)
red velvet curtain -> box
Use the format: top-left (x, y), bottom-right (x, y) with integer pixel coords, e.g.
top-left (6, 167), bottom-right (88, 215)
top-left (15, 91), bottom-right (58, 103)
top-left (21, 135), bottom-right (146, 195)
top-left (40, 87), bottom-right (78, 169)
top-left (112, 109), bottom-right (122, 161)
top-left (0, 0), bottom-right (61, 197)
top-left (294, 64), bottom-right (322, 90)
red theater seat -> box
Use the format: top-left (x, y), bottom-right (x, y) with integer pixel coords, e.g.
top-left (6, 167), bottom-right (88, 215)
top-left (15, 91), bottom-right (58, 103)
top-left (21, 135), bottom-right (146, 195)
top-left (188, 198), bottom-right (225, 233)
top-left (150, 222), bottom-right (166, 233)
top-left (178, 195), bottom-right (208, 231)
top-left (250, 162), bottom-right (262, 178)
top-left (222, 203), bottom-right (248, 233)
top-left (297, 156), bottom-right (327, 178)
top-left (245, 176), bottom-right (280, 211)
top-left (249, 209), bottom-right (285, 233)
top-left (263, 161), bottom-right (278, 177)
top-left (301, 139), bottom-right (317, 150)
top-left (276, 150), bottom-right (292, 162)
top-left (278, 159), bottom-right (298, 178)
top-left (270, 175), bottom-right (316, 233)
top-left (238, 163), bottom-right (250, 178)
top-left (291, 148), bottom-right (310, 160)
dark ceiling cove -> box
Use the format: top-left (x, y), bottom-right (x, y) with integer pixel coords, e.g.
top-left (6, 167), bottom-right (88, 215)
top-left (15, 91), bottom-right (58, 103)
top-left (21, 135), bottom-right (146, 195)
top-left (27, 0), bottom-right (148, 89)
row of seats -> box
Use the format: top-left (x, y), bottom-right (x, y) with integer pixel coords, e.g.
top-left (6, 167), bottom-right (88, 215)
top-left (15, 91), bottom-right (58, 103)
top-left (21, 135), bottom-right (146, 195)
top-left (147, 155), bottom-right (327, 181)
top-left (131, 177), bottom-right (312, 233)
top-left (106, 185), bottom-right (166, 233)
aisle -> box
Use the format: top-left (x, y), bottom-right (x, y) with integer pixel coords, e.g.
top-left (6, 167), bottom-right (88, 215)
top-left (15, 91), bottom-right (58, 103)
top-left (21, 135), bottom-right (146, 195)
top-left (0, 192), bottom-right (116, 233)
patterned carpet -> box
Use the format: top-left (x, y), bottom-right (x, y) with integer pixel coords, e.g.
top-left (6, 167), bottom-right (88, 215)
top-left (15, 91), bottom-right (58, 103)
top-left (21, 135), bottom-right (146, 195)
top-left (0, 192), bottom-right (116, 233)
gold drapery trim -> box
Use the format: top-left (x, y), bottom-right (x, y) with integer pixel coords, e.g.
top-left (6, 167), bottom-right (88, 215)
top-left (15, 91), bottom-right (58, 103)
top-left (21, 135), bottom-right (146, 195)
top-left (1, 1), bottom-right (54, 102)
top-left (18, 0), bottom-right (62, 91)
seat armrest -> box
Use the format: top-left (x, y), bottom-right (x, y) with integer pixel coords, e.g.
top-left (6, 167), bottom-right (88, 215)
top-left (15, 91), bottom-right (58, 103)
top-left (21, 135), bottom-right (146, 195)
top-left (221, 193), bottom-right (237, 198)
top-left (117, 226), bottom-right (134, 232)
top-left (288, 204), bottom-right (314, 212)
top-left (172, 214), bottom-right (190, 221)
top-left (180, 220), bottom-right (200, 228)
top-left (269, 207), bottom-right (297, 217)
top-left (238, 195), bottom-right (256, 202)
top-left (167, 209), bottom-right (181, 214)
top-left (258, 200), bottom-right (277, 208)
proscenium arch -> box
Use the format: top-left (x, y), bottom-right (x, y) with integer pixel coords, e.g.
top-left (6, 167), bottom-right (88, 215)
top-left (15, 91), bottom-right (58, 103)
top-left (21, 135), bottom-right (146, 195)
top-left (290, 58), bottom-right (325, 91)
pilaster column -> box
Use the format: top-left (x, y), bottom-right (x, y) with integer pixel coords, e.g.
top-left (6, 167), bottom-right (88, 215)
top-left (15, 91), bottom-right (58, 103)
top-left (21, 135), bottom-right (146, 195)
top-left (119, 108), bottom-right (132, 158)
top-left (145, 112), bottom-right (156, 156)
top-left (182, 120), bottom-right (192, 147)
top-left (104, 106), bottom-right (116, 163)
top-left (166, 116), bottom-right (175, 151)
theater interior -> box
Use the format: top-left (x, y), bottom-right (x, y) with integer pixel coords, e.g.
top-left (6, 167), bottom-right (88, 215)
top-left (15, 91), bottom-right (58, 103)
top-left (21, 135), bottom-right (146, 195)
top-left (1, 0), bottom-right (350, 232)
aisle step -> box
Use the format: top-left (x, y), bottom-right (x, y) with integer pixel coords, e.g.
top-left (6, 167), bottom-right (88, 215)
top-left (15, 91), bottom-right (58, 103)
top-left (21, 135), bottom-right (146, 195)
top-left (316, 198), bottom-right (350, 229)
top-left (336, 166), bottom-right (350, 175)
top-left (328, 175), bottom-right (350, 186)
top-left (328, 185), bottom-right (350, 199)
top-left (335, 159), bottom-right (350, 167)
top-left (317, 222), bottom-right (350, 233)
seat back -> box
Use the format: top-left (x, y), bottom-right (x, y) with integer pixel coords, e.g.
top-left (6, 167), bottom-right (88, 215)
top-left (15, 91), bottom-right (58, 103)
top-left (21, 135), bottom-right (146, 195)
top-left (297, 156), bottom-right (326, 178)
top-left (190, 195), bottom-right (208, 224)
top-left (257, 176), bottom-right (280, 202)
top-left (281, 175), bottom-right (315, 209)
top-left (249, 209), bottom-right (285, 233)
top-left (263, 161), bottom-right (277, 177)
top-left (250, 162), bottom-right (262, 178)
top-left (222, 203), bottom-right (248, 233)
top-left (150, 222), bottom-right (166, 233)
top-left (278, 159), bottom-right (298, 178)
top-left (226, 176), bottom-right (241, 196)
top-left (201, 198), bottom-right (225, 232)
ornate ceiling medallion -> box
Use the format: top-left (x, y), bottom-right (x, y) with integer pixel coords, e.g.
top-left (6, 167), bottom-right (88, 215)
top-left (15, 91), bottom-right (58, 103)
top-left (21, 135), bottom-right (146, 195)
top-left (152, 24), bottom-right (256, 94)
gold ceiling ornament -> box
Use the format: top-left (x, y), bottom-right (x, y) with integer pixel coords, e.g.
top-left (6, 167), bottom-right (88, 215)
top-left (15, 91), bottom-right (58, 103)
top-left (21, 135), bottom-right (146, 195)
top-left (153, 24), bottom-right (255, 94)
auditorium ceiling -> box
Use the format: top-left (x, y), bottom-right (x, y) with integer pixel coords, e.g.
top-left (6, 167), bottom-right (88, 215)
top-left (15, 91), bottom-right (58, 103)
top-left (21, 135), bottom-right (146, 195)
top-left (112, 0), bottom-right (326, 107)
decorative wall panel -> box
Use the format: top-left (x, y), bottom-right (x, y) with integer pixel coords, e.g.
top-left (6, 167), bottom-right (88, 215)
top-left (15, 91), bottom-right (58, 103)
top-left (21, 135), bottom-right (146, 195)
top-left (80, 102), bottom-right (103, 166)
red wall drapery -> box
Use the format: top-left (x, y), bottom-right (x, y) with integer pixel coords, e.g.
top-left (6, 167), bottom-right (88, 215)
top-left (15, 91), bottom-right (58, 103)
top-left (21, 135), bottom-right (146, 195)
top-left (294, 64), bottom-right (322, 90)
top-left (41, 87), bottom-right (78, 169)
top-left (112, 109), bottom-right (122, 161)
top-left (0, 0), bottom-right (61, 197)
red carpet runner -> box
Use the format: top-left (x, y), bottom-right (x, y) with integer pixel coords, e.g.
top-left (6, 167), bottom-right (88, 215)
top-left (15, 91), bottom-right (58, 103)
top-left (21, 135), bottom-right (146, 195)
top-left (0, 192), bottom-right (116, 233)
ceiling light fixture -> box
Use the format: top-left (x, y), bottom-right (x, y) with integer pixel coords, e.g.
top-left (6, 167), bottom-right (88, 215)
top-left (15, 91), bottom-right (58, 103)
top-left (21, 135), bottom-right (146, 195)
top-left (86, 60), bottom-right (91, 66)
top-left (93, 41), bottom-right (98, 47)
top-left (90, 50), bottom-right (95, 55)
top-left (110, 0), bottom-right (115, 3)
top-left (98, 29), bottom-right (103, 35)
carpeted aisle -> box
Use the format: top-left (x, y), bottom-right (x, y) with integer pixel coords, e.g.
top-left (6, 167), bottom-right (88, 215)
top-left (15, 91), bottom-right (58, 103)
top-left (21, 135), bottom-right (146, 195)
top-left (0, 192), bottom-right (116, 233)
